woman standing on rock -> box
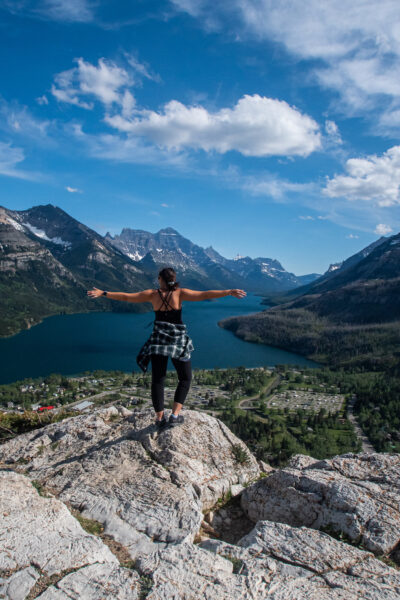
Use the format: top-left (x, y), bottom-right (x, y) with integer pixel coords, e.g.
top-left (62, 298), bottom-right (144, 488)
top-left (87, 267), bottom-right (246, 432)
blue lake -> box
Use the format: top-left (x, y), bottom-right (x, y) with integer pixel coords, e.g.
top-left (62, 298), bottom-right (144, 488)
top-left (0, 293), bottom-right (320, 384)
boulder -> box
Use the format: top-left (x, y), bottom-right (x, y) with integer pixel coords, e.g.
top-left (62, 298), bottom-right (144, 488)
top-left (0, 470), bottom-right (140, 599)
top-left (199, 520), bottom-right (400, 599)
top-left (0, 407), bottom-right (259, 562)
top-left (240, 452), bottom-right (400, 556)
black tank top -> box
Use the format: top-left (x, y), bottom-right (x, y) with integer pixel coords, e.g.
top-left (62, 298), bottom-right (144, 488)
top-left (154, 288), bottom-right (183, 324)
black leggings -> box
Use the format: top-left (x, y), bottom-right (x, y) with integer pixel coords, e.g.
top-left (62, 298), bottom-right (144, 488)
top-left (150, 354), bottom-right (192, 413)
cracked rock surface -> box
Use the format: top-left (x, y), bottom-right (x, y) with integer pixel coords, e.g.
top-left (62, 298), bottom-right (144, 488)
top-left (240, 452), bottom-right (400, 556)
top-left (200, 520), bottom-right (400, 599)
top-left (0, 470), bottom-right (140, 599)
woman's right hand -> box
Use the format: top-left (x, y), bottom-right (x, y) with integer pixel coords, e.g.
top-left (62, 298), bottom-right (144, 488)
top-left (87, 287), bottom-right (104, 298)
top-left (230, 289), bottom-right (247, 298)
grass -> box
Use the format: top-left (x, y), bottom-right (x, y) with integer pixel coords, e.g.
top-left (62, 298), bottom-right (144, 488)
top-left (231, 443), bottom-right (251, 465)
top-left (221, 554), bottom-right (244, 574)
top-left (139, 575), bottom-right (153, 599)
top-left (31, 480), bottom-right (52, 497)
top-left (72, 511), bottom-right (104, 536)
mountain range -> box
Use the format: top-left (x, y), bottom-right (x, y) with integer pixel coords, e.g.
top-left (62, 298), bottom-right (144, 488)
top-left (105, 226), bottom-right (320, 292)
top-left (0, 203), bottom-right (321, 337)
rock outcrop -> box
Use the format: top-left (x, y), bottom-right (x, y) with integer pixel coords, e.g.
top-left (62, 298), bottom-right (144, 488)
top-left (0, 470), bottom-right (140, 599)
top-left (240, 452), bottom-right (400, 556)
top-left (0, 405), bottom-right (399, 599)
top-left (0, 408), bottom-right (260, 562)
top-left (199, 520), bottom-right (400, 600)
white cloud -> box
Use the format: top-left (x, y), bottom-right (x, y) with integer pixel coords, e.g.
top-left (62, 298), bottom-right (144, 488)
top-left (0, 0), bottom-right (95, 22)
top-left (323, 146), bottom-right (400, 207)
top-left (124, 53), bottom-right (161, 83)
top-left (299, 215), bottom-right (314, 220)
top-left (161, 203), bottom-right (169, 207)
top-left (51, 57), bottom-right (132, 109)
top-left (105, 94), bottom-right (321, 157)
top-left (171, 1), bottom-right (400, 126)
top-left (36, 95), bottom-right (49, 105)
top-left (315, 54), bottom-right (400, 116)
top-left (324, 120), bottom-right (342, 145)
top-left (221, 167), bottom-right (318, 205)
top-left (0, 141), bottom-right (36, 179)
top-left (65, 186), bottom-right (82, 193)
top-left (37, 0), bottom-right (94, 21)
top-left (70, 124), bottom-right (187, 168)
top-left (170, 0), bottom-right (203, 17)
top-left (0, 98), bottom-right (50, 139)
top-left (346, 233), bottom-right (359, 238)
top-left (375, 223), bottom-right (392, 235)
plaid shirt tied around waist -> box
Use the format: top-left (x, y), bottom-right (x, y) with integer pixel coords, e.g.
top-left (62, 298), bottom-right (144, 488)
top-left (136, 320), bottom-right (194, 373)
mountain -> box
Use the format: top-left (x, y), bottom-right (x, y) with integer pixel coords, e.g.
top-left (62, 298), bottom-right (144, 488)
top-left (0, 205), bottom-right (152, 337)
top-left (106, 227), bottom-right (321, 292)
top-left (283, 232), bottom-right (400, 322)
top-left (0, 405), bottom-right (399, 598)
top-left (13, 204), bottom-right (150, 291)
top-left (0, 206), bottom-right (88, 337)
top-left (258, 235), bottom-right (388, 306)
top-left (219, 231), bottom-right (400, 367)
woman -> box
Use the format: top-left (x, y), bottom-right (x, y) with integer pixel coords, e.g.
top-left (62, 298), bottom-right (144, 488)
top-left (87, 267), bottom-right (246, 431)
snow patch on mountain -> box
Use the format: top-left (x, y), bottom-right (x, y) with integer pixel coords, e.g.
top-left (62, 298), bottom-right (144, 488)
top-left (6, 216), bottom-right (25, 232)
top-left (22, 222), bottom-right (72, 248)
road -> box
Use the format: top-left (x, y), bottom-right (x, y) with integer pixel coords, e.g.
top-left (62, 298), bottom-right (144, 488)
top-left (53, 389), bottom-right (130, 413)
top-left (237, 374), bottom-right (281, 411)
top-left (347, 395), bottom-right (375, 453)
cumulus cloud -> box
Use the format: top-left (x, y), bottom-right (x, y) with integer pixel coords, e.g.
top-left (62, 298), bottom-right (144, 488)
top-left (323, 146), bottom-right (400, 207)
top-left (51, 57), bottom-right (132, 109)
top-left (65, 186), bottom-right (82, 193)
top-left (105, 94), bottom-right (321, 157)
top-left (375, 223), bottom-right (392, 235)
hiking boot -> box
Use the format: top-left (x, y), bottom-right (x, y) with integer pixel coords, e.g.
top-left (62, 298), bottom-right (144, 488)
top-left (155, 416), bottom-right (168, 431)
top-left (168, 413), bottom-right (184, 427)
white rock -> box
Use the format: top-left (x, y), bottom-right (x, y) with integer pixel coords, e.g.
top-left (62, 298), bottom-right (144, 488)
top-left (241, 452), bottom-right (400, 556)
top-left (0, 471), bottom-right (140, 600)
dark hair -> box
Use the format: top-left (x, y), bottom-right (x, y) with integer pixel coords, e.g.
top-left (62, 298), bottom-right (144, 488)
top-left (158, 267), bottom-right (179, 291)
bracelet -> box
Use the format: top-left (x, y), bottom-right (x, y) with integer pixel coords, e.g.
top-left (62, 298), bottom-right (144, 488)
top-left (102, 291), bottom-right (107, 296)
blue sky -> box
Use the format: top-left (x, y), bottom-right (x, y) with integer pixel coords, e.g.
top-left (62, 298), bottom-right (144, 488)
top-left (1, 1), bottom-right (399, 275)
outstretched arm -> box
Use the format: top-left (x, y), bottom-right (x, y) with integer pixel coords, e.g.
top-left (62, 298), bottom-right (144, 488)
top-left (87, 287), bottom-right (154, 303)
top-left (180, 288), bottom-right (246, 301)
